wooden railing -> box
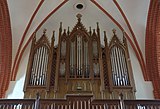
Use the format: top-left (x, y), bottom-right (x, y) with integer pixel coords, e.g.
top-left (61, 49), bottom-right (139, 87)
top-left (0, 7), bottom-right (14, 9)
top-left (124, 100), bottom-right (160, 109)
top-left (0, 95), bottom-right (160, 109)
top-left (91, 99), bottom-right (121, 109)
top-left (0, 99), bottom-right (35, 109)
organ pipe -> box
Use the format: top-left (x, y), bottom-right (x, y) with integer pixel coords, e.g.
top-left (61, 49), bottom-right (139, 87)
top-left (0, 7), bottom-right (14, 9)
top-left (110, 45), bottom-right (130, 86)
top-left (24, 14), bottom-right (135, 99)
top-left (29, 46), bottom-right (49, 86)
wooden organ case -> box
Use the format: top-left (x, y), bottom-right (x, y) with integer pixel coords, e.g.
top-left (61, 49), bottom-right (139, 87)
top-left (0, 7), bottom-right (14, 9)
top-left (24, 14), bottom-right (136, 99)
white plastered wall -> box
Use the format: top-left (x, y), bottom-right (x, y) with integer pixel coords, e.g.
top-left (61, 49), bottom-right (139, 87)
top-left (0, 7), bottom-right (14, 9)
top-left (128, 44), bottom-right (154, 99)
top-left (5, 43), bottom-right (31, 99)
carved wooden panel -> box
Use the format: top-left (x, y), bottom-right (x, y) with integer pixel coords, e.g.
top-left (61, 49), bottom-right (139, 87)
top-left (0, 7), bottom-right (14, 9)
top-left (24, 14), bottom-right (135, 99)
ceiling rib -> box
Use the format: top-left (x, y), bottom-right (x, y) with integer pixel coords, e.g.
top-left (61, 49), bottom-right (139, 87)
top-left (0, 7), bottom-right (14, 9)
top-left (113, 0), bottom-right (147, 80)
top-left (11, 0), bottom-right (149, 82)
top-left (11, 0), bottom-right (45, 81)
top-left (90, 0), bottom-right (146, 79)
top-left (11, 0), bottom-right (69, 81)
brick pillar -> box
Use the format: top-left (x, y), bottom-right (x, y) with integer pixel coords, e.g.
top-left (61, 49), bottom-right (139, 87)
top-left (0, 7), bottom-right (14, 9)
top-left (155, 1), bottom-right (160, 99)
top-left (146, 0), bottom-right (160, 99)
top-left (0, 0), bottom-right (12, 98)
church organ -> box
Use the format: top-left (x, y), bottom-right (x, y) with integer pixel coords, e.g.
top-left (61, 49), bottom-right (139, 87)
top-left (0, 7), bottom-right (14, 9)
top-left (24, 14), bottom-right (136, 99)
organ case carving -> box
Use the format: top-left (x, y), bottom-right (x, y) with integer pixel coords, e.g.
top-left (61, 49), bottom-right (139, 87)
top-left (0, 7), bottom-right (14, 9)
top-left (24, 14), bottom-right (136, 99)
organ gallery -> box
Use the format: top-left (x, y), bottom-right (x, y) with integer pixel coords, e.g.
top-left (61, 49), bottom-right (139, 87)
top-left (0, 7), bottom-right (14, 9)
top-left (23, 14), bottom-right (136, 99)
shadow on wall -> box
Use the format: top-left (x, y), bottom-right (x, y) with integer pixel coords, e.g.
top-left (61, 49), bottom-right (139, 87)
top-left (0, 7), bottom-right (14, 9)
top-left (6, 43), bottom-right (31, 99)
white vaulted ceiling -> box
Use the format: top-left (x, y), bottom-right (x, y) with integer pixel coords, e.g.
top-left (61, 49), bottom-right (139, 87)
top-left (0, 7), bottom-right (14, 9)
top-left (6, 0), bottom-right (156, 99)
top-left (7, 0), bottom-right (150, 79)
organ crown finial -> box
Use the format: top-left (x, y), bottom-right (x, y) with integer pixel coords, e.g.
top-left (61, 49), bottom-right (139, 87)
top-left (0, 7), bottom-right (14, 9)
top-left (112, 29), bottom-right (116, 35)
top-left (43, 28), bottom-right (47, 35)
top-left (76, 14), bottom-right (82, 22)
